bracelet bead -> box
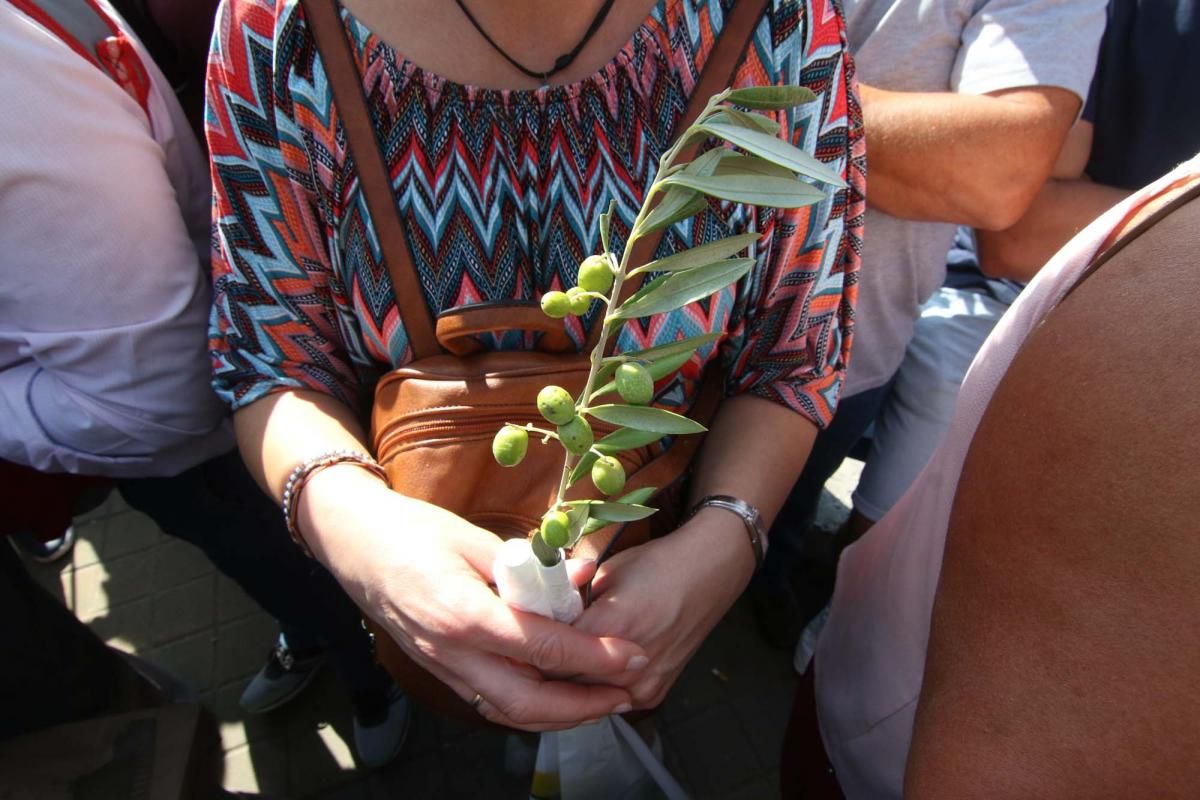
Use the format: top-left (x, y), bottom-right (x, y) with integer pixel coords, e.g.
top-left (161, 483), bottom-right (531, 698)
top-left (282, 449), bottom-right (388, 557)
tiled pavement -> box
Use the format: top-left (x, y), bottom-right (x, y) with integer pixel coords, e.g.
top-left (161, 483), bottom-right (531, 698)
top-left (23, 461), bottom-right (862, 798)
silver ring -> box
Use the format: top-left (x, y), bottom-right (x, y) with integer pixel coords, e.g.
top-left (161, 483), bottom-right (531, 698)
top-left (470, 692), bottom-right (484, 711)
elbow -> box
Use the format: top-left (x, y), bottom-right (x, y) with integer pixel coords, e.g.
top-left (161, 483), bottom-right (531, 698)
top-left (968, 178), bottom-right (1041, 232)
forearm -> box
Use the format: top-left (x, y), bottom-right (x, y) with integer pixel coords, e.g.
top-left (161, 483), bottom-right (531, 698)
top-left (860, 84), bottom-right (1080, 230)
top-left (682, 394), bottom-right (818, 575)
top-left (977, 178), bottom-right (1130, 282)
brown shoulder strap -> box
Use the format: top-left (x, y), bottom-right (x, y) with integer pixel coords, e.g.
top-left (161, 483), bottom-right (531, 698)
top-left (587, 0), bottom-right (768, 353)
top-left (300, 0), bottom-right (442, 360)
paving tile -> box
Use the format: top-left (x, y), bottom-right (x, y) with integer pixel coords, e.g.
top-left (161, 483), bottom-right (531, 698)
top-left (216, 572), bottom-right (259, 623)
top-left (439, 729), bottom-right (527, 799)
top-left (313, 778), bottom-right (371, 799)
top-left (212, 679), bottom-right (293, 752)
top-left (145, 630), bottom-right (216, 695)
top-left (71, 528), bottom-right (104, 569)
top-left (74, 487), bottom-right (126, 523)
top-left (72, 549), bottom-right (154, 621)
top-left (222, 738), bottom-right (290, 795)
top-left (88, 596), bottom-right (155, 653)
top-left (100, 508), bottom-right (164, 558)
top-left (730, 679), bottom-right (796, 773)
top-left (150, 574), bottom-right (216, 645)
top-left (213, 611), bottom-right (279, 687)
top-left (720, 770), bottom-right (781, 800)
top-left (152, 536), bottom-right (214, 591)
top-left (288, 719), bottom-right (359, 795)
top-left (665, 702), bottom-right (763, 799)
top-left (660, 633), bottom-right (732, 728)
top-left (363, 752), bottom-right (446, 799)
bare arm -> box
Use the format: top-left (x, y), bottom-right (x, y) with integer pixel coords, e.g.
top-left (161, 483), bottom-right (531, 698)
top-left (232, 390), bottom-right (647, 730)
top-left (859, 84), bottom-right (1081, 230)
top-left (906, 195), bottom-right (1200, 797)
top-left (977, 122), bottom-right (1130, 281)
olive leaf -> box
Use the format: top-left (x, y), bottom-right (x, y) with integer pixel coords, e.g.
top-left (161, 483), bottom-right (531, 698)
top-left (710, 107), bottom-right (780, 136)
top-left (696, 121), bottom-right (847, 188)
top-left (611, 258), bottom-right (755, 320)
top-left (638, 148), bottom-right (738, 235)
top-left (628, 231), bottom-right (759, 276)
top-left (725, 85), bottom-right (816, 110)
top-left (598, 198), bottom-right (616, 255)
top-left (562, 499), bottom-right (658, 522)
top-left (588, 404), bottom-right (707, 434)
top-left (639, 187), bottom-right (708, 235)
top-left (564, 503), bottom-right (590, 548)
top-left (603, 332), bottom-right (721, 366)
top-left (530, 527), bottom-right (560, 563)
top-left (661, 172), bottom-right (826, 209)
top-left (579, 487), bottom-right (661, 535)
top-left (590, 350), bottom-right (692, 401)
top-left (567, 427), bottom-right (666, 486)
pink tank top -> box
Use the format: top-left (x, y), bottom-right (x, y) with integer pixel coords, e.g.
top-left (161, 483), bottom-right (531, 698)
top-left (814, 154), bottom-right (1200, 799)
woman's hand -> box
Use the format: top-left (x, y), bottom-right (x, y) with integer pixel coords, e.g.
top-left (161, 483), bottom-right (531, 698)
top-left (300, 464), bottom-right (648, 731)
top-left (571, 508), bottom-right (757, 708)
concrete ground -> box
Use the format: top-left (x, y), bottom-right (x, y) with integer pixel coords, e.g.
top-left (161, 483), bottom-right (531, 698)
top-left (23, 461), bottom-right (862, 799)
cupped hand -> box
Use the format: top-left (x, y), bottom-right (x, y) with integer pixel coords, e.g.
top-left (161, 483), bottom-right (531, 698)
top-left (570, 509), bottom-right (757, 709)
top-left (300, 467), bottom-right (647, 731)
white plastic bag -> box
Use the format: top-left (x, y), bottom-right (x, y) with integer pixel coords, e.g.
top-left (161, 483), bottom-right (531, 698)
top-left (494, 540), bottom-right (690, 800)
top-left (550, 716), bottom-right (689, 800)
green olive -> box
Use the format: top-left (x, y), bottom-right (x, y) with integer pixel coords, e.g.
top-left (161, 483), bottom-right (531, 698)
top-left (540, 510), bottom-right (571, 549)
top-left (615, 362), bottom-right (654, 406)
top-left (577, 254), bottom-right (614, 294)
top-left (565, 286), bottom-right (592, 316)
top-left (537, 385), bottom-right (576, 425)
top-left (540, 291), bottom-right (571, 319)
top-left (491, 425), bottom-right (529, 467)
top-left (556, 414), bottom-right (594, 456)
top-left (591, 455), bottom-right (626, 496)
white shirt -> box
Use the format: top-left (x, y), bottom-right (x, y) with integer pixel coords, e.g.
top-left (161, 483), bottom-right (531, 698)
top-left (839, 0), bottom-right (1107, 396)
top-left (0, 0), bottom-right (232, 477)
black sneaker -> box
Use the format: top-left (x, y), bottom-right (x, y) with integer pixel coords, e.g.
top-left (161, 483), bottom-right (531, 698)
top-left (239, 633), bottom-right (326, 714)
top-left (351, 683), bottom-right (410, 769)
top-left (10, 525), bottom-right (77, 564)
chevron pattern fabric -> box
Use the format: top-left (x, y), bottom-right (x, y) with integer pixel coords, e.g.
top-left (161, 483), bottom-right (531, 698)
top-left (207, 0), bottom-right (865, 428)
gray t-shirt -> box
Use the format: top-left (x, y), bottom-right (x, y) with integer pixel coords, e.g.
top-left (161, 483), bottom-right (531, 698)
top-left (841, 0), bottom-right (1106, 396)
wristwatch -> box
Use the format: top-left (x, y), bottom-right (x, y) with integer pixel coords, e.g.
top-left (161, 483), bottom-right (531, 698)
top-left (686, 494), bottom-right (767, 568)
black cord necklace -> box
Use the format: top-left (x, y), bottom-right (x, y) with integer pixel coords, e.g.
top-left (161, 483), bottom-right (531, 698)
top-left (454, 0), bottom-right (618, 85)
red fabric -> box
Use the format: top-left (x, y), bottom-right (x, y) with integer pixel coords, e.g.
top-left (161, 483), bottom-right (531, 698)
top-left (0, 461), bottom-right (110, 541)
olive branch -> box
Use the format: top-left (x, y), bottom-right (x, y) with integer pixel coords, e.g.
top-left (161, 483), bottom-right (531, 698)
top-left (490, 86), bottom-right (846, 567)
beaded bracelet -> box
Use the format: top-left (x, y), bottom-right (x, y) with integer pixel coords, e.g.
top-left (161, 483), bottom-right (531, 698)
top-left (282, 449), bottom-right (388, 557)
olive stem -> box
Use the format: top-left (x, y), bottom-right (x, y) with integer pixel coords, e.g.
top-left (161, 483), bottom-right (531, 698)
top-left (548, 93), bottom-right (729, 514)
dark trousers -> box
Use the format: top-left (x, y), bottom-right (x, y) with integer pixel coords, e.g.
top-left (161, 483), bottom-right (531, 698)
top-left (118, 450), bottom-right (381, 694)
top-left (752, 384), bottom-right (892, 622)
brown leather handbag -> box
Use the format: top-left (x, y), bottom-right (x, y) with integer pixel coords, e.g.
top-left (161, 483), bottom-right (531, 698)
top-left (302, 0), bottom-right (766, 719)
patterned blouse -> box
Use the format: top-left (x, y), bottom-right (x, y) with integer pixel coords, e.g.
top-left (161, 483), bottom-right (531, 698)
top-left (207, 0), bottom-right (866, 428)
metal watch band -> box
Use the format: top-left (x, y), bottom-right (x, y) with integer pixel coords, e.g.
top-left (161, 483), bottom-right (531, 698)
top-left (686, 494), bottom-right (766, 568)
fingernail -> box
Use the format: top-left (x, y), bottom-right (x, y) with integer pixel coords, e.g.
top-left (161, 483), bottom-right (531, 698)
top-left (626, 655), bottom-right (649, 671)
top-left (613, 703), bottom-right (633, 714)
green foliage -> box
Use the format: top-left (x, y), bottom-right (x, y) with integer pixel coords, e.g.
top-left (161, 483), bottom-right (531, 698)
top-left (489, 86), bottom-right (845, 563)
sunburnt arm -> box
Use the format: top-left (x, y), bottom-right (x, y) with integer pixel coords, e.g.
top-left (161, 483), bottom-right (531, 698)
top-left (976, 121), bottom-right (1131, 282)
top-left (858, 83), bottom-right (1082, 230)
